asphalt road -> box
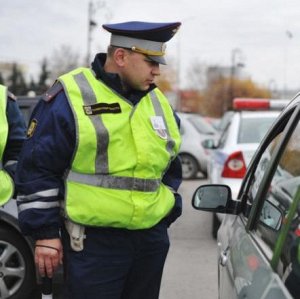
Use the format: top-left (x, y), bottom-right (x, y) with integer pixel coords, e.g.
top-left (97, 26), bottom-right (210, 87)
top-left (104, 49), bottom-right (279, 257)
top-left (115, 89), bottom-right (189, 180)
top-left (159, 178), bottom-right (218, 299)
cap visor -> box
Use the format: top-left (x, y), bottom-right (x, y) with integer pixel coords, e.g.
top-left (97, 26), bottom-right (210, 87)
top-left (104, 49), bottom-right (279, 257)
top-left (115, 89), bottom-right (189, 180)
top-left (147, 55), bottom-right (166, 65)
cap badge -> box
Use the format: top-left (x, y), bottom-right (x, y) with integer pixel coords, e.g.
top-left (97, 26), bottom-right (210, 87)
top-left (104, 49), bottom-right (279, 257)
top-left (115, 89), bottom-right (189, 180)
top-left (131, 46), bottom-right (165, 56)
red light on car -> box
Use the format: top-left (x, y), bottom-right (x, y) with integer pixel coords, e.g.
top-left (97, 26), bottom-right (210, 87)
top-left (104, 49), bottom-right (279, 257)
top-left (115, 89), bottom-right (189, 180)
top-left (221, 151), bottom-right (247, 178)
top-left (233, 98), bottom-right (270, 110)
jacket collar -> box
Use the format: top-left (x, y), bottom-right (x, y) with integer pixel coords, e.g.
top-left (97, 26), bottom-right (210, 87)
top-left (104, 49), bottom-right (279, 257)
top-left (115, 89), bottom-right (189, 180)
top-left (91, 53), bottom-right (156, 105)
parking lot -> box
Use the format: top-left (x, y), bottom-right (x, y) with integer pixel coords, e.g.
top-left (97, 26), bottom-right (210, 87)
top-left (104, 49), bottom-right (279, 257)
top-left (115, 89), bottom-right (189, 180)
top-left (160, 178), bottom-right (218, 298)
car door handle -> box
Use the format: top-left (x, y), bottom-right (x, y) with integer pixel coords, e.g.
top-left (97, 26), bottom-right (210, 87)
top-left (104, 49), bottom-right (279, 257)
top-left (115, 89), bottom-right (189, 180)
top-left (219, 246), bottom-right (229, 267)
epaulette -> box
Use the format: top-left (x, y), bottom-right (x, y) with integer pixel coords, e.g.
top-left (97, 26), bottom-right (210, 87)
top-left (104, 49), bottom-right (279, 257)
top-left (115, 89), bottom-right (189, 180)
top-left (7, 91), bottom-right (17, 101)
top-left (42, 81), bottom-right (63, 102)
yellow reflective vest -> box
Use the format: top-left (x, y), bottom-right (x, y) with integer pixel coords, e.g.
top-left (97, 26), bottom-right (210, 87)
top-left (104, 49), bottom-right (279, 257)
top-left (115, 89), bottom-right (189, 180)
top-left (59, 67), bottom-right (181, 229)
top-left (0, 85), bottom-right (14, 206)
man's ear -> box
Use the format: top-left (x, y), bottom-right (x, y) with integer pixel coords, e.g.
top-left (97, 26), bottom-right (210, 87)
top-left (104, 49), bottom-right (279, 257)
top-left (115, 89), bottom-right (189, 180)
top-left (114, 48), bottom-right (128, 67)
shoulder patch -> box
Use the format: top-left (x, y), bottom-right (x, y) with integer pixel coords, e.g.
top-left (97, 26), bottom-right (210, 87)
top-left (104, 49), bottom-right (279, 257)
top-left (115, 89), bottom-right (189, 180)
top-left (7, 91), bottom-right (17, 101)
top-left (27, 119), bottom-right (38, 138)
top-left (42, 81), bottom-right (63, 102)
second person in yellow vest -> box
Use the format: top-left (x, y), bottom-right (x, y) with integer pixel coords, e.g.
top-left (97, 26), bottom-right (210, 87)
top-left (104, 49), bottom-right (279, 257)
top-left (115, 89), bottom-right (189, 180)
top-left (0, 84), bottom-right (26, 206)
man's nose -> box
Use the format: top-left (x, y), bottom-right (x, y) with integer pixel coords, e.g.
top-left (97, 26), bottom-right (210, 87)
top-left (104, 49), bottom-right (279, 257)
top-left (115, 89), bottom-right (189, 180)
top-left (152, 65), bottom-right (160, 76)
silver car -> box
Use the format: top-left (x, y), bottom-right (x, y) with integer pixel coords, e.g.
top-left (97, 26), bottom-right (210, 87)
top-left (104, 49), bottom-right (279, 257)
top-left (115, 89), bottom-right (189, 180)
top-left (192, 94), bottom-right (300, 298)
top-left (177, 112), bottom-right (218, 179)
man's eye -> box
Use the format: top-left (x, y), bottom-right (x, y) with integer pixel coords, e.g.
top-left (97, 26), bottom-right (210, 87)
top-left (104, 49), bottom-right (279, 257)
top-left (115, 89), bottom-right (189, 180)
top-left (144, 60), bottom-right (158, 67)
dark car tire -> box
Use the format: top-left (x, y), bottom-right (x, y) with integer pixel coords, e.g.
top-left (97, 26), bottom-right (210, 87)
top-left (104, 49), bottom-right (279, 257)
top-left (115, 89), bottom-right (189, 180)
top-left (180, 154), bottom-right (199, 179)
top-left (212, 213), bottom-right (221, 239)
top-left (0, 226), bottom-right (36, 299)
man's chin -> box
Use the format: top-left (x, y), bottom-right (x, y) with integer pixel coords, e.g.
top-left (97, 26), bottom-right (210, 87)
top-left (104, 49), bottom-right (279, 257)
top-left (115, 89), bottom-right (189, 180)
top-left (139, 84), bottom-right (150, 91)
top-left (130, 82), bottom-right (151, 91)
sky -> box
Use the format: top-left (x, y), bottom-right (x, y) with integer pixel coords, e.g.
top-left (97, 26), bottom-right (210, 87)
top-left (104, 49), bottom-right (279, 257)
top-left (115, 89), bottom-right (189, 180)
top-left (1, 0), bottom-right (300, 94)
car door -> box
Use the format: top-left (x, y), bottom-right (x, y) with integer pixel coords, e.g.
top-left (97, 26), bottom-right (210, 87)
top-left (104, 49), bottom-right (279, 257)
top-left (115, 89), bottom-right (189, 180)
top-left (218, 213), bottom-right (285, 299)
top-left (218, 100), bottom-right (300, 299)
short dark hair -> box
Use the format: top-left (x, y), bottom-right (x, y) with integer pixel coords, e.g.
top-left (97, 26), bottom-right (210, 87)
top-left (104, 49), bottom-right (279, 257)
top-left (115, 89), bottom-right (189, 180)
top-left (107, 45), bottom-right (118, 57)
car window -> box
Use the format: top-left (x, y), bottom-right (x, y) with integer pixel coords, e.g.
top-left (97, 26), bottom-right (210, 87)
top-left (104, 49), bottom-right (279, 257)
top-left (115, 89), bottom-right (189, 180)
top-left (238, 116), bottom-right (277, 144)
top-left (217, 110), bottom-right (234, 132)
top-left (260, 121), bottom-right (300, 252)
top-left (179, 123), bottom-right (185, 135)
top-left (246, 112), bottom-right (300, 289)
top-left (216, 125), bottom-right (229, 149)
top-left (187, 116), bottom-right (216, 135)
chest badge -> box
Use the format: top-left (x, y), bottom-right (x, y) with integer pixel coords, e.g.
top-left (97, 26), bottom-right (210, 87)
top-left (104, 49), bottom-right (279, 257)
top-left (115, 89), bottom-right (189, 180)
top-left (83, 102), bottom-right (121, 115)
top-left (150, 116), bottom-right (168, 139)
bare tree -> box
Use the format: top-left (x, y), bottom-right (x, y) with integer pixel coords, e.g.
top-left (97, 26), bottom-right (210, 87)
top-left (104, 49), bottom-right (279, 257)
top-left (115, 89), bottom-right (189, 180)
top-left (186, 60), bottom-right (206, 91)
top-left (49, 44), bottom-right (82, 81)
top-left (202, 77), bottom-right (272, 117)
top-left (7, 63), bottom-right (28, 95)
top-left (36, 58), bottom-right (51, 94)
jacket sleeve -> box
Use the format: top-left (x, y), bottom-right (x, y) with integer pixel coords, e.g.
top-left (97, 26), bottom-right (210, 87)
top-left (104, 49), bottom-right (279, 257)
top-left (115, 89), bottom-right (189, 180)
top-left (15, 91), bottom-right (75, 240)
top-left (3, 96), bottom-right (27, 179)
top-left (162, 111), bottom-right (183, 226)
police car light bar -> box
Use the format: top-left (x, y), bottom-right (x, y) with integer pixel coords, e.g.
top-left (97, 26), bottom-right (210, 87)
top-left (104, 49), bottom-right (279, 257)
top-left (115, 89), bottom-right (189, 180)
top-left (233, 98), bottom-right (290, 110)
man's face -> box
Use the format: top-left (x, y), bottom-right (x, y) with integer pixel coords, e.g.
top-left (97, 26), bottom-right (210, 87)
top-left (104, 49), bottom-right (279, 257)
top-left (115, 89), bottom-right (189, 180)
top-left (120, 51), bottom-right (161, 91)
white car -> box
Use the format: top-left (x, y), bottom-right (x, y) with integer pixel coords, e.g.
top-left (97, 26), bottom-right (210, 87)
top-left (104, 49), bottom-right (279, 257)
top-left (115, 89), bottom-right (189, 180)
top-left (177, 112), bottom-right (219, 179)
top-left (203, 98), bottom-right (289, 237)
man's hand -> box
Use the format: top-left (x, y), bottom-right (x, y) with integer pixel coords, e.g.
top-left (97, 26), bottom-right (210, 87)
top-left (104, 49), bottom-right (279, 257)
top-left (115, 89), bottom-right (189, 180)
top-left (35, 238), bottom-right (63, 278)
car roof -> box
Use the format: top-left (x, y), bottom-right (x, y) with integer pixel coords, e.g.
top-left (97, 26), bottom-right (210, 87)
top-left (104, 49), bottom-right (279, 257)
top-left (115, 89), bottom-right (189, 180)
top-left (239, 110), bottom-right (281, 118)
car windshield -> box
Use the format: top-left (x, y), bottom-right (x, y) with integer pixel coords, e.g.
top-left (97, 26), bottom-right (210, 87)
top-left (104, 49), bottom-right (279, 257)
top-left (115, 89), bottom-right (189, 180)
top-left (238, 116), bottom-right (277, 144)
top-left (187, 116), bottom-right (217, 135)
top-left (217, 111), bottom-right (235, 132)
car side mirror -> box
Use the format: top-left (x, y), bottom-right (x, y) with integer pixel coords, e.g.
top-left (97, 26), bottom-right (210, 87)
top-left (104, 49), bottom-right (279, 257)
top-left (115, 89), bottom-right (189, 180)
top-left (259, 200), bottom-right (283, 231)
top-left (202, 139), bottom-right (217, 149)
top-left (192, 184), bottom-right (232, 212)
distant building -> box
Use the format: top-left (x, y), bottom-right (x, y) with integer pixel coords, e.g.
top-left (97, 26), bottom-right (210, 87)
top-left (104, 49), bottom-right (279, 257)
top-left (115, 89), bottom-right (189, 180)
top-left (165, 90), bottom-right (202, 113)
top-left (272, 88), bottom-right (299, 100)
top-left (0, 61), bottom-right (28, 84)
top-left (180, 90), bottom-right (202, 113)
top-left (206, 65), bottom-right (245, 86)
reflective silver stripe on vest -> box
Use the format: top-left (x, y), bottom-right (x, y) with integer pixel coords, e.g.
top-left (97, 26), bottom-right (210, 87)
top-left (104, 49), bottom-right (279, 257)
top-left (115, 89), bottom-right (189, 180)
top-left (17, 188), bottom-right (59, 202)
top-left (0, 160), bottom-right (16, 170)
top-left (4, 160), bottom-right (16, 166)
top-left (18, 201), bottom-right (60, 212)
top-left (4, 160), bottom-right (17, 169)
top-left (73, 73), bottom-right (109, 174)
top-left (68, 171), bottom-right (160, 192)
top-left (149, 91), bottom-right (175, 156)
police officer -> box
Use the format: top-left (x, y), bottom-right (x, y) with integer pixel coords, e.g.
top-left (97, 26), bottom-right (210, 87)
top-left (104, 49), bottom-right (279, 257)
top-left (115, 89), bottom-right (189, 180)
top-left (16, 21), bottom-right (182, 299)
top-left (0, 84), bottom-right (26, 206)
